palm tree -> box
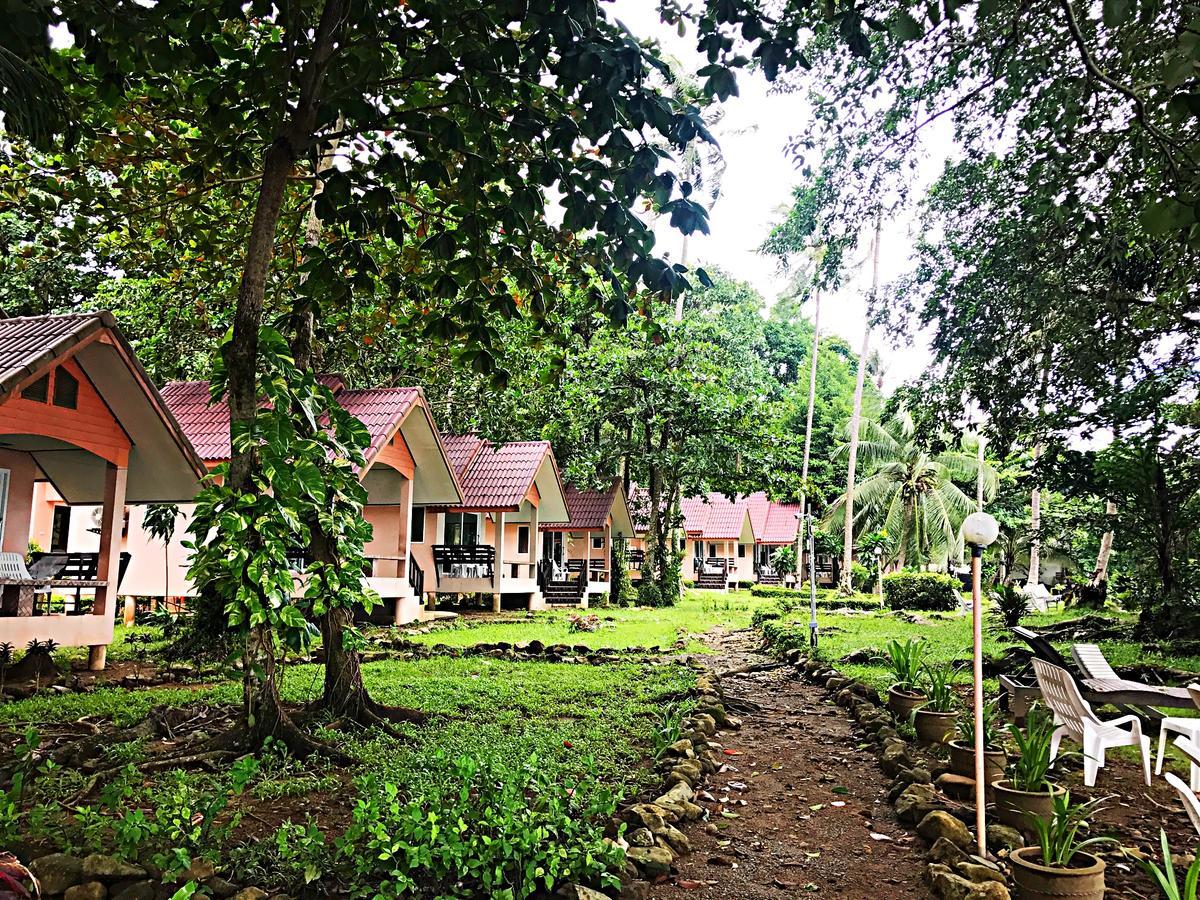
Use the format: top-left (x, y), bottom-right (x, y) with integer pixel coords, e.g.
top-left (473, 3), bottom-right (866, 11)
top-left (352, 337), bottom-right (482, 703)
top-left (825, 412), bottom-right (999, 571)
top-left (142, 504), bottom-right (180, 609)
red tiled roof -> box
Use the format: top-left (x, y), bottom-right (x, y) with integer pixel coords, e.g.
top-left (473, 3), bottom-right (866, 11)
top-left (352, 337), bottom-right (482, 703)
top-left (334, 388), bottom-right (419, 459)
top-left (442, 434), bottom-right (485, 479)
top-left (161, 380), bottom-right (419, 466)
top-left (160, 380), bottom-right (230, 461)
top-left (0, 313), bottom-right (110, 398)
top-left (543, 483), bottom-right (617, 531)
top-left (762, 502), bottom-right (803, 544)
top-left (681, 495), bottom-right (712, 535)
top-left (703, 496), bottom-right (750, 540)
top-left (454, 438), bottom-right (554, 510)
top-left (746, 491), bottom-right (771, 537)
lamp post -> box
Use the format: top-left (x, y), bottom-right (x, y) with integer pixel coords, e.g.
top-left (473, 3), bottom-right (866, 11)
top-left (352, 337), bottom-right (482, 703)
top-left (962, 510), bottom-right (999, 857)
top-left (872, 545), bottom-right (883, 607)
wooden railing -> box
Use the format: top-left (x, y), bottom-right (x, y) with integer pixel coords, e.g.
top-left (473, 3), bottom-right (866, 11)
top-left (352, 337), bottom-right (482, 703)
top-left (431, 545), bottom-right (495, 585)
top-left (408, 554), bottom-right (424, 597)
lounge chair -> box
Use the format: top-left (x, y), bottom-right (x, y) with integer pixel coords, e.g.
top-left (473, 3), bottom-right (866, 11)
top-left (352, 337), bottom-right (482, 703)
top-left (1031, 658), bottom-right (1152, 788)
top-left (1165, 736), bottom-right (1200, 837)
top-left (1071, 641), bottom-right (1198, 718)
top-left (1154, 684), bottom-right (1200, 792)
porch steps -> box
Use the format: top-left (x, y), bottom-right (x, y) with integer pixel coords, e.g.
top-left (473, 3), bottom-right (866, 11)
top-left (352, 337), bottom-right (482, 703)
top-left (695, 572), bottom-right (728, 590)
top-left (757, 572), bottom-right (783, 586)
top-left (543, 579), bottom-right (585, 605)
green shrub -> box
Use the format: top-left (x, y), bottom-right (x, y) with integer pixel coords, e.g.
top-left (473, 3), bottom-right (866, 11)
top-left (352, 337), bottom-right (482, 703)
top-left (851, 561), bottom-right (873, 592)
top-left (637, 580), bottom-right (663, 608)
top-left (883, 572), bottom-right (962, 611)
top-left (337, 752), bottom-right (624, 898)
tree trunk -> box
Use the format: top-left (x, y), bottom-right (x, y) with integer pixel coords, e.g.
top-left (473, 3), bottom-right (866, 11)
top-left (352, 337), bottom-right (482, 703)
top-left (975, 433), bottom-right (986, 511)
top-left (798, 288), bottom-right (821, 577)
top-left (1025, 444), bottom-right (1043, 590)
top-left (1090, 500), bottom-right (1116, 587)
top-left (840, 218), bottom-right (880, 593)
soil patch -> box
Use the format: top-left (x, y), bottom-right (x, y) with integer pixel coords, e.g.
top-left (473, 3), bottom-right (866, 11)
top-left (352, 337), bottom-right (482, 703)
top-left (650, 630), bottom-right (934, 899)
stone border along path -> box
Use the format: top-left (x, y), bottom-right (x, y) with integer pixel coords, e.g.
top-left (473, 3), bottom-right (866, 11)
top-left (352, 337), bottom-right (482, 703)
top-left (639, 629), bottom-right (936, 899)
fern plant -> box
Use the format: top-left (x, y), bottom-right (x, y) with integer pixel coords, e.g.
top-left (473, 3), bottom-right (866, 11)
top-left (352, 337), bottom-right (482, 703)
top-left (956, 698), bottom-right (1002, 749)
top-left (876, 638), bottom-right (929, 693)
top-left (920, 665), bottom-right (958, 713)
top-left (1007, 706), bottom-right (1063, 792)
top-left (1028, 791), bottom-right (1114, 867)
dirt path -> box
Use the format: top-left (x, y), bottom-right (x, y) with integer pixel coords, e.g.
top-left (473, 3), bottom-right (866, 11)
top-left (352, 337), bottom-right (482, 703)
top-left (652, 629), bottom-right (934, 899)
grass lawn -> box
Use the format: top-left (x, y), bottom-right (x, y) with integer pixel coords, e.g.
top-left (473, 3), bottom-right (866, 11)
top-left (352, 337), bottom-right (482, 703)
top-left (402, 589), bottom-right (778, 652)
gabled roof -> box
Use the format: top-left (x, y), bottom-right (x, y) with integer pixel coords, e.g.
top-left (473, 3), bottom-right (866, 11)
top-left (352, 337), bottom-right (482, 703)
top-left (702, 496), bottom-right (751, 541)
top-left (681, 495), bottom-right (712, 536)
top-left (454, 439), bottom-right (563, 513)
top-left (542, 482), bottom-right (633, 533)
top-left (334, 388), bottom-right (420, 461)
top-left (442, 433), bottom-right (486, 479)
top-left (678, 490), bottom-right (797, 543)
top-left (761, 501), bottom-right (803, 544)
top-left (0, 312), bottom-right (205, 502)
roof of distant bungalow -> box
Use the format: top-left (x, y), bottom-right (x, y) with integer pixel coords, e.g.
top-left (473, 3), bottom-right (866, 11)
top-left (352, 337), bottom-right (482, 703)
top-left (678, 490), bottom-right (798, 544)
top-left (445, 436), bottom-right (568, 522)
top-left (160, 377), bottom-right (461, 505)
top-left (541, 482), bottom-right (635, 535)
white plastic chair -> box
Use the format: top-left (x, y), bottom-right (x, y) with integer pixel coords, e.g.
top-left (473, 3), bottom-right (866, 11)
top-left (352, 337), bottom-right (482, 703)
top-left (1031, 658), bottom-right (1152, 787)
top-left (1154, 683), bottom-right (1200, 791)
top-left (0, 551), bottom-right (31, 581)
top-left (1165, 736), bottom-right (1200, 838)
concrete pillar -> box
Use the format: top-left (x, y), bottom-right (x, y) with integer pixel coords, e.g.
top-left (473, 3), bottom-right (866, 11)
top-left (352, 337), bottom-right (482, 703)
top-left (528, 501), bottom-right (540, 608)
top-left (90, 462), bottom-right (127, 671)
top-left (493, 511), bottom-right (505, 612)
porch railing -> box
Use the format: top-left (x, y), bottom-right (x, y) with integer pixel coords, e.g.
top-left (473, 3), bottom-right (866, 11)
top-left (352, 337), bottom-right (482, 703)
top-left (431, 545), bottom-right (495, 586)
top-left (408, 554), bottom-right (424, 597)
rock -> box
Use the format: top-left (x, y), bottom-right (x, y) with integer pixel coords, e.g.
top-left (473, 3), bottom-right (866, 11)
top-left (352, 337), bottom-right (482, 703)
top-left (82, 856), bottom-right (146, 883)
top-left (660, 824), bottom-right (691, 854)
top-left (619, 882), bottom-right (650, 900)
top-left (665, 739), bottom-right (694, 758)
top-left (628, 804), bottom-right (671, 834)
top-left (204, 877), bottom-right (239, 898)
top-left (626, 846), bottom-right (673, 878)
top-left (956, 862), bottom-right (1006, 885)
top-left (655, 781), bottom-right (695, 806)
top-left (230, 890), bottom-right (268, 900)
top-left (561, 886), bottom-right (610, 900)
top-left (929, 866), bottom-right (1010, 900)
top-left (678, 800), bottom-right (705, 821)
top-left (927, 837), bottom-right (970, 867)
top-left (65, 883), bottom-right (107, 900)
top-left (690, 714), bottom-right (718, 735)
top-left (918, 811), bottom-right (973, 849)
top-left (628, 827), bottom-right (656, 847)
top-left (266, 895), bottom-right (292, 900)
top-left (183, 859), bottom-right (215, 882)
top-left (936, 773), bottom-right (977, 802)
top-left (986, 823), bottom-right (1025, 853)
top-left (896, 783), bottom-right (946, 825)
top-left (31, 854), bottom-right (84, 895)
top-left (111, 882), bottom-right (156, 900)
top-left (881, 742), bottom-right (914, 777)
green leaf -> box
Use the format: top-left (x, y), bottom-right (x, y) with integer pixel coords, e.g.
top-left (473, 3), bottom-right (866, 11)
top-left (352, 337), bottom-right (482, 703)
top-left (890, 11), bottom-right (923, 41)
top-left (1102, 0), bottom-right (1134, 27)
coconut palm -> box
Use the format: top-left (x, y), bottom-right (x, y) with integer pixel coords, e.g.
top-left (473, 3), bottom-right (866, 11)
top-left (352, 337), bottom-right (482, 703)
top-left (825, 411), bottom-right (1000, 571)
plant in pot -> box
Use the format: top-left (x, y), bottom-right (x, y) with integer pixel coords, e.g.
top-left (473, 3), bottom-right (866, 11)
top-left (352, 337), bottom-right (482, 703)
top-left (994, 706), bottom-right (1069, 833)
top-left (1009, 791), bottom-right (1113, 900)
top-left (877, 637), bottom-right (928, 722)
top-left (948, 697), bottom-right (1006, 791)
top-left (913, 664), bottom-right (959, 746)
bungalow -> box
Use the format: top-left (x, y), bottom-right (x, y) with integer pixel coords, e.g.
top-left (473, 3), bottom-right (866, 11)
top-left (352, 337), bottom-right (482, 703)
top-left (423, 435), bottom-right (568, 611)
top-left (78, 377), bottom-right (465, 626)
top-left (539, 482), bottom-right (636, 606)
top-left (682, 493), bottom-right (756, 590)
top-left (744, 492), bottom-right (803, 585)
top-left (0, 313), bottom-right (205, 669)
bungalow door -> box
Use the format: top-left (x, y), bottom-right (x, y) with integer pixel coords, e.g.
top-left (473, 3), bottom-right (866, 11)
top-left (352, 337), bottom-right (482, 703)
top-left (444, 512), bottom-right (480, 546)
top-left (0, 468), bottom-right (9, 547)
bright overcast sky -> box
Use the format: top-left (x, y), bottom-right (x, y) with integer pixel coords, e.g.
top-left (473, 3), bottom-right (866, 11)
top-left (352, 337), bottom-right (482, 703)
top-left (608, 1), bottom-right (952, 392)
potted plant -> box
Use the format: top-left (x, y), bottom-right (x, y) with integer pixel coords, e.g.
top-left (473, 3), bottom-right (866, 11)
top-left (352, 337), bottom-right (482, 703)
top-left (913, 664), bottom-right (959, 746)
top-left (877, 637), bottom-right (928, 722)
top-left (1010, 792), bottom-right (1111, 900)
top-left (994, 707), bottom-right (1068, 833)
top-left (948, 697), bottom-right (1007, 790)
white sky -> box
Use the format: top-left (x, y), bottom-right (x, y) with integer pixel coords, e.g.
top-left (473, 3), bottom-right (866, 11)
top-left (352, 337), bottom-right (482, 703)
top-left (609, 1), bottom-right (948, 391)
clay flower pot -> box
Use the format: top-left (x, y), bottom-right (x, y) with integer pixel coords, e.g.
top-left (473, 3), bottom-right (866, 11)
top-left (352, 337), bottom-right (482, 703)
top-left (948, 740), bottom-right (1007, 789)
top-left (1009, 847), bottom-right (1105, 900)
top-left (993, 779), bottom-right (1067, 834)
top-left (887, 684), bottom-right (926, 723)
top-left (913, 708), bottom-right (958, 746)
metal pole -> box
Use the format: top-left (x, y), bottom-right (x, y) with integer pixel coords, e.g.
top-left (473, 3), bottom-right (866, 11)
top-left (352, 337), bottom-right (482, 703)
top-left (971, 543), bottom-right (986, 857)
top-left (808, 514), bottom-right (818, 648)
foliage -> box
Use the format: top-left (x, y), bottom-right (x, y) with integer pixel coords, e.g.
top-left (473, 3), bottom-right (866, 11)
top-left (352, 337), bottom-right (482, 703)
top-left (1129, 829), bottom-right (1200, 900)
top-left (883, 572), bottom-right (962, 612)
top-left (919, 665), bottom-right (957, 713)
top-left (990, 585), bottom-right (1031, 632)
top-left (335, 752), bottom-right (624, 899)
top-left (1028, 791), bottom-right (1114, 869)
top-left (875, 638), bottom-right (928, 693)
top-left (1007, 707), bottom-right (1063, 793)
top-left (850, 561), bottom-right (873, 593)
top-left (637, 580), bottom-right (664, 609)
top-left (567, 614), bottom-right (601, 634)
top-left (771, 545), bottom-right (798, 575)
top-left (825, 411), bottom-right (997, 570)
top-left (956, 699), bottom-right (1003, 751)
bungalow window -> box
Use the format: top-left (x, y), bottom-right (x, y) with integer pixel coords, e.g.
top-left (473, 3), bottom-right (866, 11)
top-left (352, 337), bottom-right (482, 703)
top-left (517, 526), bottom-right (529, 554)
top-left (410, 506), bottom-right (425, 543)
top-left (444, 512), bottom-right (479, 546)
top-left (53, 368), bottom-right (78, 409)
top-left (591, 534), bottom-right (604, 550)
top-left (737, 543), bottom-right (746, 558)
top-left (21, 374), bottom-right (49, 403)
top-left (51, 505), bottom-right (71, 552)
